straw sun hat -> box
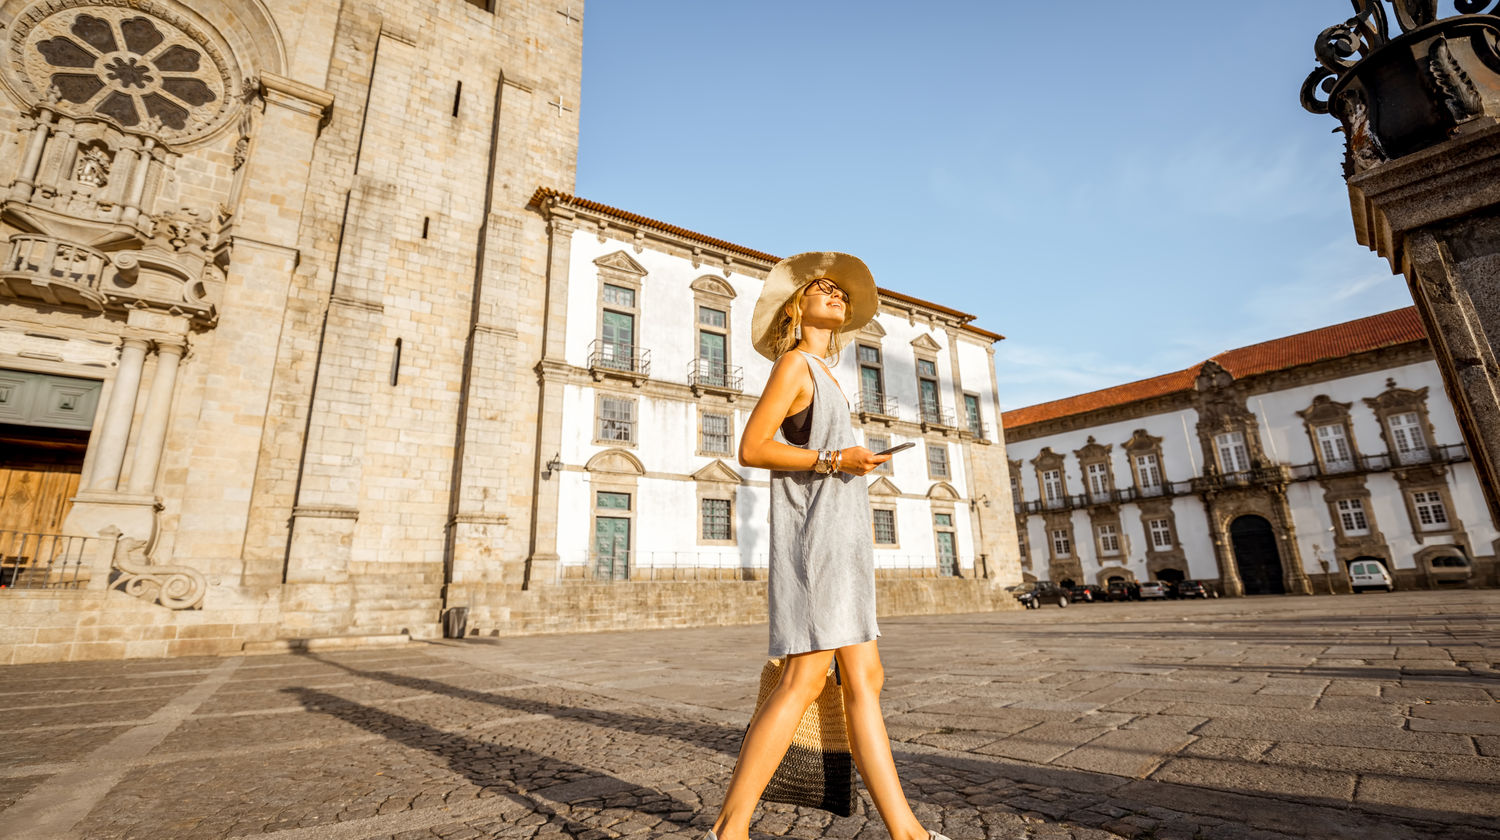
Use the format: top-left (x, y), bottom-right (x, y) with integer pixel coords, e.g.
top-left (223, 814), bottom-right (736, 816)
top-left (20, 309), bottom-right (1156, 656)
top-left (751, 252), bottom-right (878, 361)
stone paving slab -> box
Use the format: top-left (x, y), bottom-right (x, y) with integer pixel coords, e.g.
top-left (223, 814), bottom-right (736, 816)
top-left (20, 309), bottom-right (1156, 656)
top-left (0, 590), bottom-right (1497, 839)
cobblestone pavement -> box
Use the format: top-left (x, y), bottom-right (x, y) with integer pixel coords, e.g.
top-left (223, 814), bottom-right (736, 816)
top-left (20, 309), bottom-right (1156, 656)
top-left (0, 590), bottom-right (1497, 840)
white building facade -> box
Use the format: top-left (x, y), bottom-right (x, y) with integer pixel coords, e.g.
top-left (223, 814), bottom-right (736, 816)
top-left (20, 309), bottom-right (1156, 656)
top-left (1003, 309), bottom-right (1497, 595)
top-left (524, 190), bottom-right (1018, 587)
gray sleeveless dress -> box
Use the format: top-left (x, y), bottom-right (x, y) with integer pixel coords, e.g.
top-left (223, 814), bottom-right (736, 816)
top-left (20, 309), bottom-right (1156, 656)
top-left (767, 350), bottom-right (881, 657)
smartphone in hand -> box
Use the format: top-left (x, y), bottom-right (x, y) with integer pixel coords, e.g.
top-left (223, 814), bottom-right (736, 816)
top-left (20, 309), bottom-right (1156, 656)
top-left (873, 442), bottom-right (915, 457)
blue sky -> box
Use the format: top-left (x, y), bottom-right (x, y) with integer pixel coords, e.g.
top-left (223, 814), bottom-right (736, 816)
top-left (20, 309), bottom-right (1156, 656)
top-left (575, 1), bottom-right (1417, 411)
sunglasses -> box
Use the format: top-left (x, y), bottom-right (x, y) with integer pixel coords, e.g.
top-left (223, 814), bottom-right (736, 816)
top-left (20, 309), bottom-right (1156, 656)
top-left (805, 279), bottom-right (849, 304)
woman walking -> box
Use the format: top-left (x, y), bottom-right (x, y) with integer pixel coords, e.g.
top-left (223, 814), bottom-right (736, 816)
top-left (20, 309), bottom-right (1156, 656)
top-left (703, 253), bottom-right (950, 840)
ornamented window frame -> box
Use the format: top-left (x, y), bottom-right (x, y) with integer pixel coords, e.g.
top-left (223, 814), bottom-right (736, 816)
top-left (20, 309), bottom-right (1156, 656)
top-left (1073, 436), bottom-right (1115, 502)
top-left (1122, 429), bottom-right (1166, 495)
top-left (1363, 379), bottom-right (1437, 466)
top-left (1297, 395), bottom-right (1360, 474)
top-left (593, 250), bottom-right (647, 367)
top-left (1032, 447), bottom-right (1068, 506)
top-left (691, 275), bottom-right (736, 389)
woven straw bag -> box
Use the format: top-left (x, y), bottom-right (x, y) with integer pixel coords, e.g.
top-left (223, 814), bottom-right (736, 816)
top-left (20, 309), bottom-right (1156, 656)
top-left (749, 656), bottom-right (857, 817)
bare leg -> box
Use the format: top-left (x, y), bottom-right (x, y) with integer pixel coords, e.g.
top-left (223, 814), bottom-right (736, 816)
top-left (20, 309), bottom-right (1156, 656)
top-left (836, 640), bottom-right (928, 840)
top-left (710, 650), bottom-right (836, 840)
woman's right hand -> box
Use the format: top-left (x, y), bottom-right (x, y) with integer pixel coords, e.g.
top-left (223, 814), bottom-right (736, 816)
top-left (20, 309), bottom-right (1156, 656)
top-left (838, 446), bottom-right (890, 476)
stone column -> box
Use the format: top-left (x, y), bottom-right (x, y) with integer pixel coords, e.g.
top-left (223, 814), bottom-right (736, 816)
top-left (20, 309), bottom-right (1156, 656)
top-left (1301, 10), bottom-right (1500, 529)
top-left (89, 337), bottom-right (149, 492)
top-left (9, 109), bottom-right (52, 202)
top-left (1207, 507), bottom-right (1245, 597)
top-left (126, 341), bottom-right (185, 495)
top-left (524, 211), bottom-right (578, 589)
top-left (120, 138), bottom-right (155, 225)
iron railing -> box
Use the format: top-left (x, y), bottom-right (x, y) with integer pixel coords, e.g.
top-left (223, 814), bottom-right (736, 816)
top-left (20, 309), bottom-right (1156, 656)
top-left (1017, 480), bottom-right (1197, 515)
top-left (587, 339), bottom-right (651, 377)
top-left (687, 359), bottom-right (743, 392)
top-left (1288, 442), bottom-right (1469, 480)
top-left (919, 402), bottom-right (955, 428)
top-left (0, 531), bottom-right (96, 590)
top-left (857, 393), bottom-right (900, 417)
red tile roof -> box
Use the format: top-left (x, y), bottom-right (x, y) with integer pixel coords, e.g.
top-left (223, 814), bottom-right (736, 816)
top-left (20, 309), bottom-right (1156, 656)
top-left (1002, 307), bottom-right (1426, 430)
top-left (529, 187), bottom-right (1005, 341)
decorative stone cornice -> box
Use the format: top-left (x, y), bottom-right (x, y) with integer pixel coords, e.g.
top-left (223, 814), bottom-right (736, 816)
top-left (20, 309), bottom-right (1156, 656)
top-left (259, 73), bottom-right (334, 120)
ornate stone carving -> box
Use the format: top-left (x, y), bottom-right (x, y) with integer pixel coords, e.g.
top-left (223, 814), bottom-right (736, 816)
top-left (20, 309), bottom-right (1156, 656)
top-left (7, 1), bottom-right (243, 146)
top-left (1428, 35), bottom-right (1483, 122)
top-left (73, 142), bottom-right (110, 187)
top-left (111, 534), bottom-right (206, 609)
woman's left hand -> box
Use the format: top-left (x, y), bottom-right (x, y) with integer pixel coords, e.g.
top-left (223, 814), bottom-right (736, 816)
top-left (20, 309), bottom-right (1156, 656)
top-left (838, 446), bottom-right (890, 476)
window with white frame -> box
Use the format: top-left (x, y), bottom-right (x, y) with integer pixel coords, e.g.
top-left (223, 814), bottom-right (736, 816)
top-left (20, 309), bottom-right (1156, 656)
top-left (927, 442), bottom-right (949, 478)
top-left (1135, 453), bottom-right (1162, 492)
top-left (600, 284), bottom-right (637, 371)
top-left (963, 393), bottom-right (983, 439)
top-left (872, 508), bottom-right (897, 545)
top-left (1335, 498), bottom-right (1370, 536)
top-left (1215, 431), bottom-right (1250, 473)
top-left (1147, 518), bottom-right (1174, 550)
top-left (1051, 528), bottom-right (1072, 558)
top-left (917, 358), bottom-right (942, 423)
top-left (857, 344), bottom-right (885, 411)
top-left (1316, 424), bottom-right (1354, 472)
top-left (1086, 462), bottom-right (1111, 500)
top-left (1097, 523), bottom-right (1120, 556)
top-left (1041, 469), bottom-right (1063, 503)
top-left (598, 395), bottom-right (635, 443)
top-left (1388, 412), bottom-right (1429, 464)
top-left (867, 433), bottom-right (892, 474)
top-left (701, 498), bottom-right (731, 541)
top-left (1411, 490), bottom-right (1449, 530)
top-left (700, 412), bottom-right (731, 455)
top-left (697, 306), bottom-right (729, 386)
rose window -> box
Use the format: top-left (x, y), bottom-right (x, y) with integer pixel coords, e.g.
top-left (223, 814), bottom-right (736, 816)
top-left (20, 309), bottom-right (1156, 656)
top-left (10, 2), bottom-right (237, 144)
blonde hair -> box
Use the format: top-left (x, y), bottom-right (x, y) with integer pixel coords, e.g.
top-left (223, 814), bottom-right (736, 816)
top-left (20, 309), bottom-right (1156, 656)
top-left (770, 282), bottom-right (849, 362)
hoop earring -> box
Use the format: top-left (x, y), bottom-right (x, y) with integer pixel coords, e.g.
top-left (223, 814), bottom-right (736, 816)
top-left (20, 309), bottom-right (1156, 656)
top-left (793, 324), bottom-right (802, 341)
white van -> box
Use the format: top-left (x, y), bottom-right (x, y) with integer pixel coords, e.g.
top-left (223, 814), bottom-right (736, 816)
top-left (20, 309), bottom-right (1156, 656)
top-left (1349, 559), bottom-right (1394, 593)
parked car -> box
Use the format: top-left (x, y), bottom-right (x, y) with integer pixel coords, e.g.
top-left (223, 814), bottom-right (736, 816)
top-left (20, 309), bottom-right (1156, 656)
top-left (1349, 559), bottom-right (1395, 593)
top-left (1106, 580), bottom-right (1140, 601)
top-left (1138, 581), bottom-right (1169, 599)
top-left (1172, 580), bottom-right (1212, 599)
top-left (1068, 584), bottom-right (1107, 603)
top-left (1010, 581), bottom-right (1070, 609)
top-left (1428, 555), bottom-right (1473, 587)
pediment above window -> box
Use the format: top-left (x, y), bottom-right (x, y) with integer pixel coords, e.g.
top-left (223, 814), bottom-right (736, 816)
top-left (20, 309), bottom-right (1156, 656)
top-left (859, 319), bottom-right (886, 338)
top-left (909, 333), bottom-right (941, 353)
top-left (1073, 435), bottom-right (1111, 462)
top-left (594, 250), bottom-right (647, 277)
top-left (1123, 429), bottom-right (1163, 452)
top-left (927, 481), bottom-right (960, 501)
top-left (585, 448), bottom-right (644, 475)
top-left (1031, 446), bottom-right (1065, 471)
top-left (1297, 394), bottom-right (1353, 425)
top-left (690, 275), bottom-right (735, 299)
top-left (868, 476), bottom-right (902, 497)
top-left (1363, 380), bottom-right (1429, 414)
top-left (691, 459), bottom-right (742, 484)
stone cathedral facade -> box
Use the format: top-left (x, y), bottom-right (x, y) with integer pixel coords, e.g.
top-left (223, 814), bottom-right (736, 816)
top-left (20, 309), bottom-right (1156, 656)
top-left (0, 1), bottom-right (1019, 663)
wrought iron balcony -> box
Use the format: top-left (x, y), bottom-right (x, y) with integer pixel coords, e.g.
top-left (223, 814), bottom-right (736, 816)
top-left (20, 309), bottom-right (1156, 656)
top-left (1288, 442), bottom-right (1469, 481)
top-left (964, 420), bottom-right (991, 442)
top-left (1196, 465), bottom-right (1291, 492)
top-left (587, 339), bottom-right (651, 384)
top-left (857, 392), bottom-right (899, 421)
top-left (687, 359), bottom-right (743, 395)
top-left (1015, 480), bottom-right (1197, 516)
top-left (919, 402), bottom-right (955, 431)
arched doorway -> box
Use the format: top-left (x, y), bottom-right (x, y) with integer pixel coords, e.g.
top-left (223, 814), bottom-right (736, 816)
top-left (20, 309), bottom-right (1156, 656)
top-left (1230, 515), bottom-right (1285, 595)
top-left (1155, 568), bottom-right (1185, 584)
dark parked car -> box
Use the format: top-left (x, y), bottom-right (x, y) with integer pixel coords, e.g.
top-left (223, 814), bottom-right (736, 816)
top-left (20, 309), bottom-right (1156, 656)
top-left (1010, 581), bottom-right (1070, 609)
top-left (1069, 584), bottom-right (1107, 603)
top-left (1106, 580), bottom-right (1140, 601)
top-left (1172, 580), bottom-right (1213, 599)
